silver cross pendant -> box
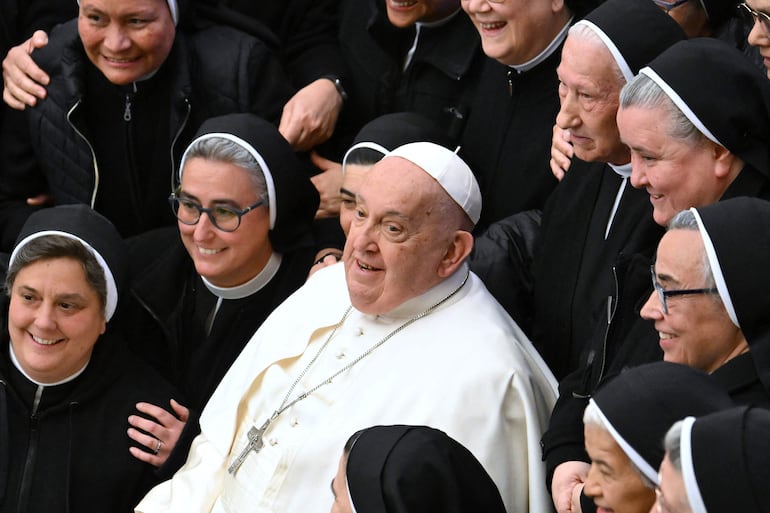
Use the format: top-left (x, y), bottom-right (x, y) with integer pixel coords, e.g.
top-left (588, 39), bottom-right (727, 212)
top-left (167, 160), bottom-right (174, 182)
top-left (227, 417), bottom-right (272, 475)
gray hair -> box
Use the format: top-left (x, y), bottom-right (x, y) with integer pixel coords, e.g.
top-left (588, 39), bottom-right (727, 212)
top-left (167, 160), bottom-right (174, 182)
top-left (620, 74), bottom-right (709, 148)
top-left (183, 136), bottom-right (268, 201)
top-left (663, 420), bottom-right (685, 472)
top-left (667, 210), bottom-right (718, 292)
top-left (567, 23), bottom-right (626, 86)
top-left (5, 235), bottom-right (107, 314)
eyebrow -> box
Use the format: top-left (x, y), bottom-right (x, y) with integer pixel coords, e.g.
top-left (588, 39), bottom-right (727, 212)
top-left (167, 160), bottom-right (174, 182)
top-left (654, 268), bottom-right (681, 287)
top-left (18, 286), bottom-right (88, 304)
top-left (340, 187), bottom-right (355, 198)
top-left (178, 191), bottom-right (241, 207)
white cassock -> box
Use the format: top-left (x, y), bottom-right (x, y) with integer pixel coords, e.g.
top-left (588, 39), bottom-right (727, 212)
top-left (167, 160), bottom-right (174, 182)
top-left (136, 262), bottom-right (557, 513)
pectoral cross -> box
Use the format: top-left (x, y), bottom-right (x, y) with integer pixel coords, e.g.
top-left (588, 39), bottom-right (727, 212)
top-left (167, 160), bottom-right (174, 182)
top-left (228, 417), bottom-right (272, 475)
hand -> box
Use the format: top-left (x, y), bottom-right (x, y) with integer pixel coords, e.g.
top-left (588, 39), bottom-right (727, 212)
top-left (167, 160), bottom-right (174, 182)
top-left (3, 31), bottom-right (51, 110)
top-left (26, 193), bottom-right (53, 206)
top-left (128, 399), bottom-right (190, 468)
top-left (550, 124), bottom-right (574, 181)
top-left (571, 482), bottom-right (585, 513)
top-left (551, 461), bottom-right (591, 513)
top-left (307, 248), bottom-right (343, 279)
top-left (310, 151), bottom-right (343, 219)
top-left (279, 78), bottom-right (344, 152)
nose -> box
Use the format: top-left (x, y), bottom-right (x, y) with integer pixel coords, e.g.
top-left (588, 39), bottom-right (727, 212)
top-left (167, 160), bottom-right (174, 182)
top-left (582, 465), bottom-right (601, 500)
top-left (629, 153), bottom-right (649, 189)
top-left (33, 302), bottom-right (58, 333)
top-left (193, 211), bottom-right (217, 241)
top-left (348, 219), bottom-right (378, 254)
top-left (103, 24), bottom-right (131, 53)
top-left (747, 17), bottom-right (769, 47)
top-left (640, 290), bottom-right (663, 321)
top-left (462, 0), bottom-right (490, 13)
top-left (555, 91), bottom-right (580, 131)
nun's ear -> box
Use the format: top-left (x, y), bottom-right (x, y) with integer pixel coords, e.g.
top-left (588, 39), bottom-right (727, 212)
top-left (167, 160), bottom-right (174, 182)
top-left (712, 143), bottom-right (739, 179)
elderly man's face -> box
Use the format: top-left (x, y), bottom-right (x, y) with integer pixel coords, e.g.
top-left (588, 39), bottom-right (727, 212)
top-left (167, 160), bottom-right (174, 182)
top-left (78, 0), bottom-right (175, 85)
top-left (619, 105), bottom-right (732, 226)
top-left (178, 157), bottom-right (272, 288)
top-left (384, 0), bottom-right (460, 28)
top-left (584, 424), bottom-right (656, 513)
top-left (653, 454), bottom-right (693, 513)
top-left (344, 157), bottom-right (457, 315)
top-left (746, 0), bottom-right (770, 79)
top-left (556, 35), bottom-right (629, 165)
top-left (641, 229), bottom-right (745, 373)
top-left (461, 0), bottom-right (568, 65)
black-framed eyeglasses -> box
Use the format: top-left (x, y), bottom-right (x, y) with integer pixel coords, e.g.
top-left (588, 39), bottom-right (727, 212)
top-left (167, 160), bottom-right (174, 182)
top-left (651, 0), bottom-right (690, 12)
top-left (168, 192), bottom-right (265, 232)
top-left (739, 2), bottom-right (770, 35)
top-left (650, 265), bottom-right (719, 314)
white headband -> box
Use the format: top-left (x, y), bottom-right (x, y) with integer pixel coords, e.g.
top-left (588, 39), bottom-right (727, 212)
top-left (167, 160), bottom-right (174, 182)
top-left (680, 416), bottom-right (709, 513)
top-left (574, 20), bottom-right (633, 82)
top-left (690, 207), bottom-right (739, 327)
top-left (179, 132), bottom-right (277, 230)
top-left (341, 142), bottom-right (389, 175)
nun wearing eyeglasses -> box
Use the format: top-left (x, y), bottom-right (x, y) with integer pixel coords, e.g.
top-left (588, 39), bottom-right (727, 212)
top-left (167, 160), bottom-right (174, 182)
top-left (121, 113), bottom-right (319, 470)
top-left (330, 425), bottom-right (508, 513)
top-left (641, 197), bottom-right (770, 408)
top-left (655, 405), bottom-right (770, 513)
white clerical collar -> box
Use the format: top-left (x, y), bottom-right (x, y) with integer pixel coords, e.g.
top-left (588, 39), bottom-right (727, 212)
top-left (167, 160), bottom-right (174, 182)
top-left (202, 252), bottom-right (282, 300)
top-left (509, 17), bottom-right (572, 74)
top-left (378, 262), bottom-right (470, 321)
top-left (9, 342), bottom-right (89, 386)
top-left (609, 162), bottom-right (632, 179)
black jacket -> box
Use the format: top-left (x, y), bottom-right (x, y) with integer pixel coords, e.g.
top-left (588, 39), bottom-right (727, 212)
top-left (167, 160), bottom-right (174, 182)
top-left (0, 19), bottom-right (293, 250)
top-left (0, 319), bottom-right (180, 513)
top-left (459, 46), bottom-right (562, 232)
top-left (335, 0), bottom-right (485, 149)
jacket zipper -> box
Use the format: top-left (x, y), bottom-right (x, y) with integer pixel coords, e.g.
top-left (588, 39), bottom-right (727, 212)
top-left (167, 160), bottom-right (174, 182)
top-left (596, 266), bottom-right (620, 386)
top-left (66, 101), bottom-right (100, 207)
top-left (169, 97), bottom-right (191, 192)
top-left (17, 386), bottom-right (45, 513)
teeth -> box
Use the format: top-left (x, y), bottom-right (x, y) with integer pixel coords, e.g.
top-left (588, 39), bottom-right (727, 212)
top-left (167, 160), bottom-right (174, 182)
top-left (198, 247), bottom-right (223, 256)
top-left (480, 22), bottom-right (506, 30)
top-left (391, 0), bottom-right (416, 6)
top-left (32, 334), bottom-right (60, 346)
top-left (359, 261), bottom-right (376, 271)
top-left (659, 332), bottom-right (674, 340)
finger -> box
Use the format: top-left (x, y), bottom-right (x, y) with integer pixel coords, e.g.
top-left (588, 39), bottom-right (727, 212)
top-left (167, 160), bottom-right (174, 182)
top-left (129, 445), bottom-right (162, 467)
top-left (128, 413), bottom-right (166, 437)
top-left (26, 193), bottom-right (52, 206)
top-left (127, 426), bottom-right (164, 455)
top-left (550, 159), bottom-right (566, 181)
top-left (2, 88), bottom-right (27, 110)
top-left (169, 398), bottom-right (190, 422)
top-left (135, 401), bottom-right (175, 423)
top-left (30, 30), bottom-right (49, 50)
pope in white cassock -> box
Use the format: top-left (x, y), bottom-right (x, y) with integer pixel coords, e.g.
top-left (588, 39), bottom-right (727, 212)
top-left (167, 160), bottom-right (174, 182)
top-left (135, 142), bottom-right (558, 513)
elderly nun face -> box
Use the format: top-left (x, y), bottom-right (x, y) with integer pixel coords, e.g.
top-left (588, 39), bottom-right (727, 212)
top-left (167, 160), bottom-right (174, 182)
top-left (641, 228), bottom-right (746, 373)
top-left (583, 423), bottom-right (656, 513)
top-left (555, 32), bottom-right (629, 165)
top-left (78, 0), bottom-right (176, 85)
top-left (745, 0), bottom-right (770, 79)
top-left (177, 143), bottom-right (272, 288)
top-left (384, 0), bottom-right (460, 28)
top-left (6, 237), bottom-right (107, 384)
top-left (654, 454), bottom-right (692, 513)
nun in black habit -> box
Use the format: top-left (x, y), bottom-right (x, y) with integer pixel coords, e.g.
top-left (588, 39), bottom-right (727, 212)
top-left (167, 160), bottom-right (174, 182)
top-left (331, 425), bottom-right (508, 513)
top-left (581, 362), bottom-right (734, 513)
top-left (659, 405), bottom-right (770, 513)
top-left (121, 113), bottom-right (319, 472)
top-left (0, 204), bottom-right (182, 513)
top-left (688, 197), bottom-right (770, 407)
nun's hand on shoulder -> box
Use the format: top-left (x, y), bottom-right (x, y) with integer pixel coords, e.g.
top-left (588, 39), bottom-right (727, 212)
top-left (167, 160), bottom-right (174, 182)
top-left (2, 30), bottom-right (50, 110)
top-left (550, 124), bottom-right (574, 182)
top-left (551, 460), bottom-right (590, 513)
top-left (310, 151), bottom-right (343, 219)
top-left (127, 399), bottom-right (190, 468)
top-left (279, 78), bottom-right (343, 152)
